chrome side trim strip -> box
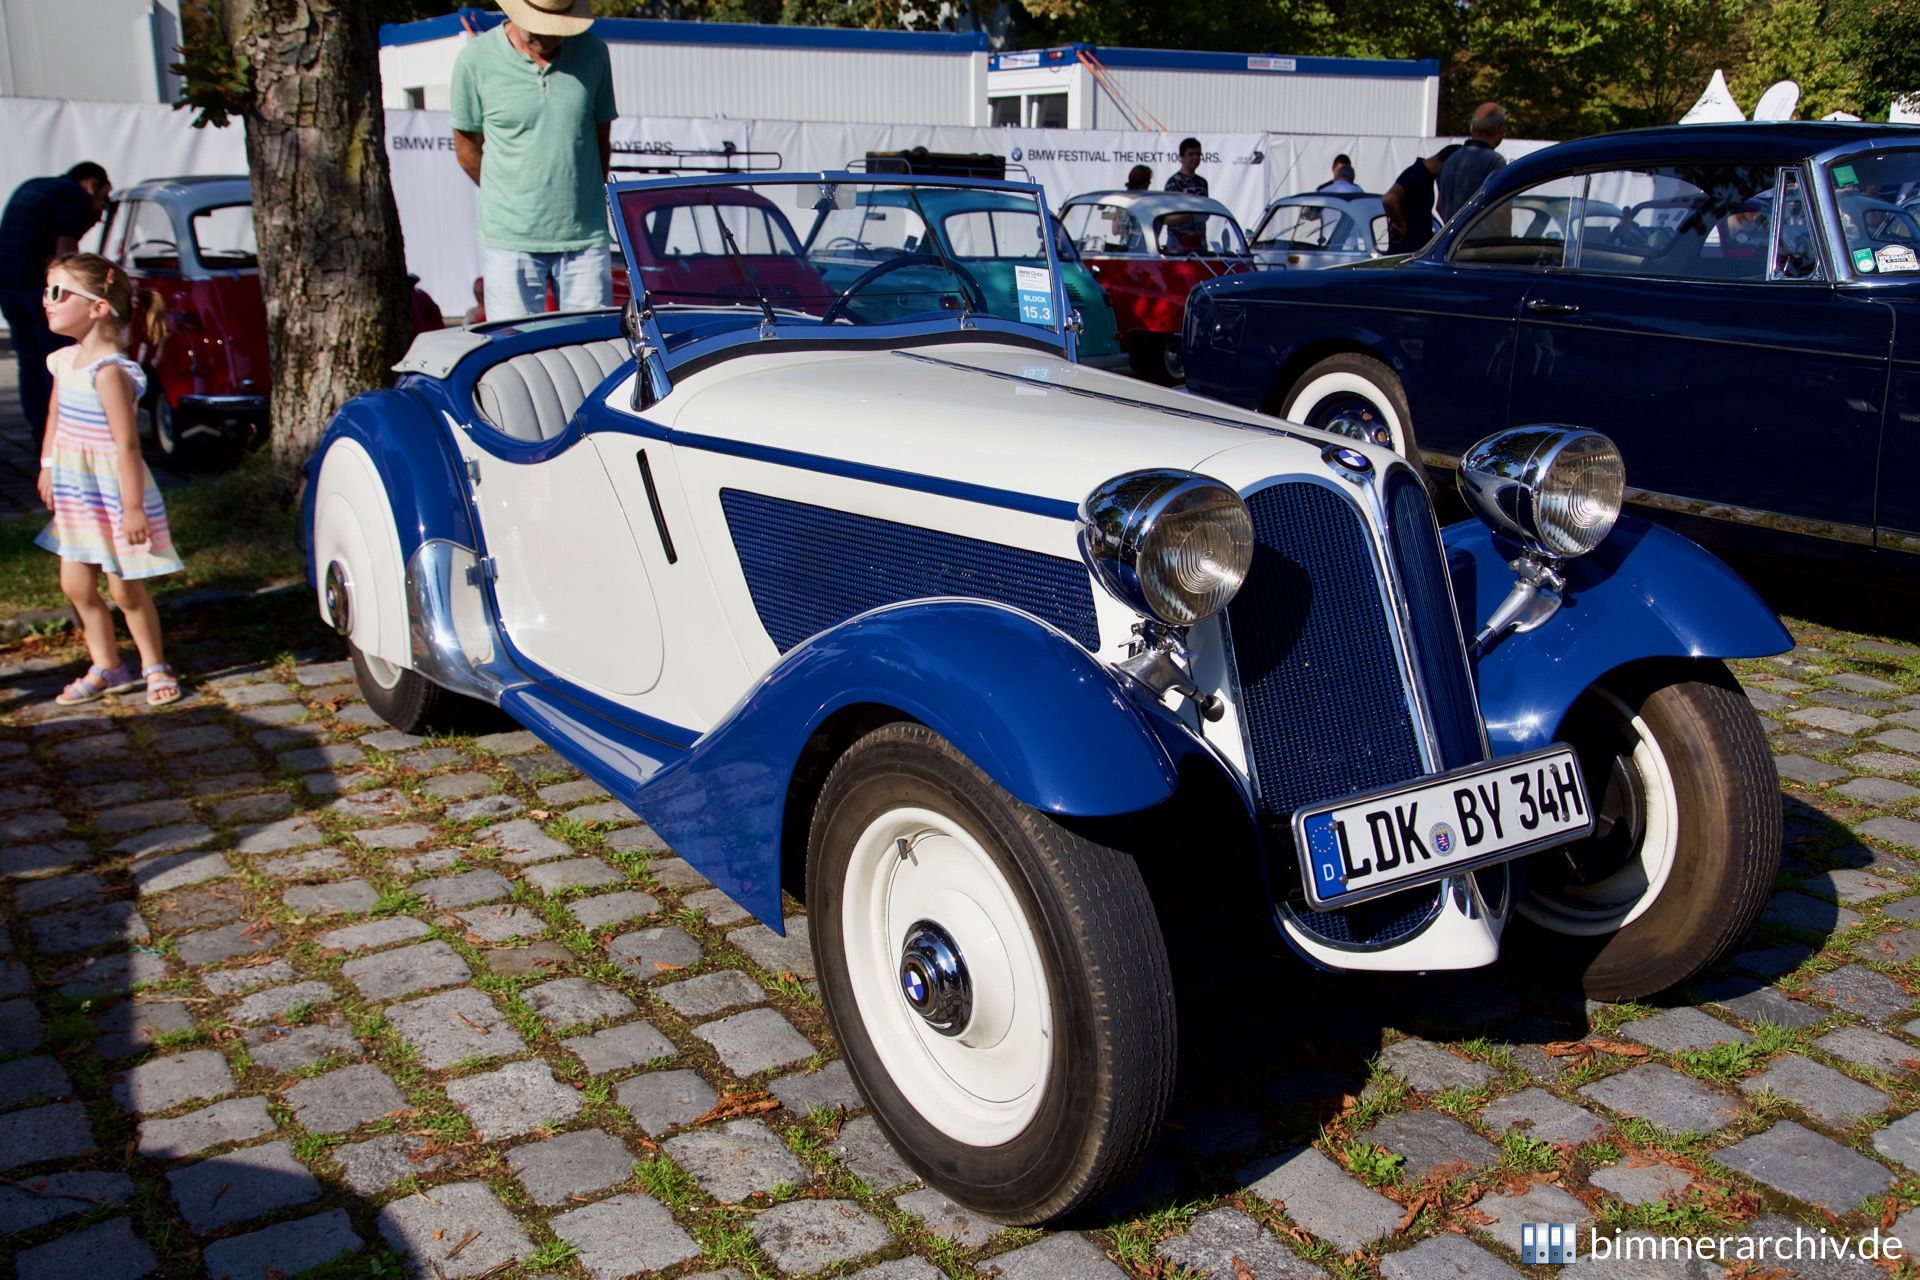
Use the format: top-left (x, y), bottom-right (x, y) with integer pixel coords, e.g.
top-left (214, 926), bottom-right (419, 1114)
top-left (1418, 451), bottom-right (1899, 551)
top-left (1623, 488), bottom-right (1876, 547)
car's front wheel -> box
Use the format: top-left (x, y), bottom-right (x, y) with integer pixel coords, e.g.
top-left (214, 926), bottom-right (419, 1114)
top-left (807, 723), bottom-right (1175, 1225)
top-left (1280, 352), bottom-right (1418, 460)
top-left (1512, 662), bottom-right (1780, 1000)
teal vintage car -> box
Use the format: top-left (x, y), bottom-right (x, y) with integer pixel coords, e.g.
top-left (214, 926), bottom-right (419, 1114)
top-left (802, 188), bottom-right (1128, 368)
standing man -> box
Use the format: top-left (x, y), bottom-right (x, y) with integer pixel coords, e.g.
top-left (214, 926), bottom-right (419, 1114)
top-left (1164, 138), bottom-right (1209, 197)
top-left (0, 161), bottom-right (110, 453)
top-left (453, 0), bottom-right (617, 322)
top-left (1317, 154), bottom-right (1362, 192)
top-left (1381, 143), bottom-right (1461, 254)
top-left (1437, 103), bottom-right (1508, 221)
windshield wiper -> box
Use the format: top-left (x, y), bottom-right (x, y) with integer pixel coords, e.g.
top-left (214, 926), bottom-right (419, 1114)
top-left (901, 186), bottom-right (974, 324)
top-left (705, 195), bottom-right (778, 329)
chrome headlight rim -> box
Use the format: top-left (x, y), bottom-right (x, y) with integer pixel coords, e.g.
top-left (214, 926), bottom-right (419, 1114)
top-left (1458, 426), bottom-right (1625, 560)
top-left (1078, 469), bottom-right (1255, 628)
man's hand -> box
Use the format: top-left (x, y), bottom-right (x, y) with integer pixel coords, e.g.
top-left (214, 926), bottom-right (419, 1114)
top-left (1381, 184), bottom-right (1407, 236)
top-left (455, 130), bottom-right (485, 186)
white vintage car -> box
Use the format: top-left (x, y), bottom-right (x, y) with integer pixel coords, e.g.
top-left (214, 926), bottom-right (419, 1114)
top-left (306, 172), bottom-right (1792, 1224)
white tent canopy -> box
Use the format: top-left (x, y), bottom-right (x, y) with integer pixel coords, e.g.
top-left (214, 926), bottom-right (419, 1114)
top-left (1680, 69), bottom-right (1746, 123)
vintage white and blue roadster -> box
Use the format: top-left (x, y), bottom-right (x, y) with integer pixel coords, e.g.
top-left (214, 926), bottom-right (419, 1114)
top-left (305, 172), bottom-right (1791, 1224)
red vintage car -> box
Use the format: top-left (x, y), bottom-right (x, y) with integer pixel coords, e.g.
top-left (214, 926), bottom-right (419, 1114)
top-left (1058, 190), bottom-right (1253, 382)
top-left (467, 185), bottom-right (829, 325)
top-left (94, 176), bottom-right (442, 463)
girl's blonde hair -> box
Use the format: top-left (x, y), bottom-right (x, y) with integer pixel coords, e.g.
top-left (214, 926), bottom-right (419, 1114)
top-left (49, 251), bottom-right (167, 347)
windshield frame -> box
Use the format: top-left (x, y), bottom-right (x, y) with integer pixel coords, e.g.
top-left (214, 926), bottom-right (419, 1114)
top-left (1815, 143), bottom-right (1920, 285)
top-left (188, 202), bottom-right (258, 271)
top-left (607, 171), bottom-right (1078, 380)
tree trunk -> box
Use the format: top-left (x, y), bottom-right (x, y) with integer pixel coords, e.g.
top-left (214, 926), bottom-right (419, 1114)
top-left (219, 0), bottom-right (408, 479)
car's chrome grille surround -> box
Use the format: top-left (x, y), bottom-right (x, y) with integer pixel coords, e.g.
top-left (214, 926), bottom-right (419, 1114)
top-left (1223, 471), bottom-right (1489, 950)
top-left (719, 489), bottom-right (1102, 654)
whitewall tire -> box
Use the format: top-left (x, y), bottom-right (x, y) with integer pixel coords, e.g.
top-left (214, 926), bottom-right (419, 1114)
top-left (1512, 663), bottom-right (1780, 1000)
top-left (1281, 353), bottom-right (1416, 459)
top-left (807, 723), bottom-right (1175, 1224)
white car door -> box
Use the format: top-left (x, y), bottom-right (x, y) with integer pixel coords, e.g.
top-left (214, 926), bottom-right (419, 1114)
top-left (449, 428), bottom-right (666, 699)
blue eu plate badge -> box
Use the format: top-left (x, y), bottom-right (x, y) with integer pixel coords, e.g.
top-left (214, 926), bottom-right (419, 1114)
top-left (1015, 265), bottom-right (1055, 326)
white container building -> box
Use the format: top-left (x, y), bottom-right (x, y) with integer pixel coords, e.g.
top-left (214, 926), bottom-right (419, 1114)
top-left (380, 10), bottom-right (993, 126)
top-left (988, 44), bottom-right (1439, 136)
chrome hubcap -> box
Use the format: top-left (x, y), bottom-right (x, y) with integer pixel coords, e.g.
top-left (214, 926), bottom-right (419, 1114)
top-left (324, 561), bottom-right (352, 636)
top-left (899, 920), bottom-right (970, 1036)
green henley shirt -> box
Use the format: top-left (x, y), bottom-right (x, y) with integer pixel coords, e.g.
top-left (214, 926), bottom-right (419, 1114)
top-left (450, 26), bottom-right (617, 252)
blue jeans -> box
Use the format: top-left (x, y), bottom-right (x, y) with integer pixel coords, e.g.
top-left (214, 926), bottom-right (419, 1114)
top-left (479, 245), bottom-right (612, 321)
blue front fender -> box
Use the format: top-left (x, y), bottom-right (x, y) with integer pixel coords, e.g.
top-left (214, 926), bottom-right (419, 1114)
top-left (630, 601), bottom-right (1186, 930)
top-left (1446, 514), bottom-right (1792, 756)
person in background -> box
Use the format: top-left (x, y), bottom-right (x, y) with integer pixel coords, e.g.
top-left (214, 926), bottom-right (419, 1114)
top-left (0, 161), bottom-right (112, 456)
top-left (1438, 103), bottom-right (1508, 220)
top-left (1382, 143), bottom-right (1461, 254)
top-left (452, 0), bottom-right (616, 322)
top-left (1125, 164), bottom-right (1152, 191)
top-left (1164, 138), bottom-right (1208, 197)
top-left (1317, 154), bottom-right (1362, 193)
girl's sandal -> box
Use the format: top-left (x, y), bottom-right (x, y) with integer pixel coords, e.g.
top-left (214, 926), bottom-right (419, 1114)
top-left (55, 663), bottom-right (126, 705)
top-left (144, 664), bottom-right (182, 707)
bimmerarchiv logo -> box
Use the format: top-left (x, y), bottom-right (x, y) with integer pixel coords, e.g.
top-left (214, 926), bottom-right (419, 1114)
top-left (1522, 1223), bottom-right (1907, 1266)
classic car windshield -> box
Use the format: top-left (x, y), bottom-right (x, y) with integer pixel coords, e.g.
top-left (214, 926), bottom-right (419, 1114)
top-left (191, 204), bottom-right (258, 268)
top-left (613, 176), bottom-right (1072, 347)
top-left (1826, 149), bottom-right (1920, 276)
top-left (1251, 202), bottom-right (1362, 251)
top-left (1153, 212), bottom-right (1248, 256)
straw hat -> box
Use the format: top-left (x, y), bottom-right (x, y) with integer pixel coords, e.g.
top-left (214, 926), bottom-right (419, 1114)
top-left (497, 0), bottom-right (594, 38)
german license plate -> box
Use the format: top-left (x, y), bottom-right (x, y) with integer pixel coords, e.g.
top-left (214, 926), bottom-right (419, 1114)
top-left (1292, 745), bottom-right (1593, 910)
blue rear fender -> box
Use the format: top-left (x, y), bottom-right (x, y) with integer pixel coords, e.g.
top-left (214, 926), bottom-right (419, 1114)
top-left (629, 600), bottom-right (1190, 930)
top-left (1445, 514), bottom-right (1792, 755)
top-left (301, 386), bottom-right (477, 584)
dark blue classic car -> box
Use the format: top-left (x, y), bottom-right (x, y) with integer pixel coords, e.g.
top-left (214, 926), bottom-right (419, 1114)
top-left (1183, 123), bottom-right (1920, 571)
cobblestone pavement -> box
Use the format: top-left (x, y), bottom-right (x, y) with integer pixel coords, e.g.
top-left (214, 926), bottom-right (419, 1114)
top-left (6, 624), bottom-right (1920, 1280)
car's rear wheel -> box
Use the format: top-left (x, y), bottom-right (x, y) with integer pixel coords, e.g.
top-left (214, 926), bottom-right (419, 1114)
top-left (807, 723), bottom-right (1175, 1224)
top-left (1281, 352), bottom-right (1418, 460)
top-left (348, 641), bottom-right (471, 736)
top-left (1512, 662), bottom-right (1780, 1000)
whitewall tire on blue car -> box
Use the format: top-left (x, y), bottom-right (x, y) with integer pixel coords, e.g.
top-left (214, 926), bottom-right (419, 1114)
top-left (806, 722), bottom-right (1176, 1224)
top-left (1514, 663), bottom-right (1781, 1000)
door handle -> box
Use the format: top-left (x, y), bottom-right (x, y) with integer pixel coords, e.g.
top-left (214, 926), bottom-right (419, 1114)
top-left (1526, 298), bottom-right (1580, 315)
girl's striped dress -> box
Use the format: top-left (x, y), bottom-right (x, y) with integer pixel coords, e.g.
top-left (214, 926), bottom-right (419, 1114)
top-left (34, 349), bottom-right (183, 579)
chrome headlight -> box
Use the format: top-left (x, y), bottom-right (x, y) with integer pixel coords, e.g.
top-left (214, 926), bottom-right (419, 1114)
top-left (1459, 427), bottom-right (1625, 559)
top-left (1079, 471), bottom-right (1254, 626)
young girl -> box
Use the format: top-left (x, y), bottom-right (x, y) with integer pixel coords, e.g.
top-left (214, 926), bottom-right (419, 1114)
top-left (35, 252), bottom-right (183, 706)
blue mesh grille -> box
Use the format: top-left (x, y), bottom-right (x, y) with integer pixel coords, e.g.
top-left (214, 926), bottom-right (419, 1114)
top-left (720, 490), bottom-right (1101, 653)
top-left (1386, 471), bottom-right (1485, 772)
top-left (1226, 481), bottom-right (1426, 816)
top-left (1288, 893), bottom-right (1443, 947)
top-left (1225, 480), bottom-right (1436, 948)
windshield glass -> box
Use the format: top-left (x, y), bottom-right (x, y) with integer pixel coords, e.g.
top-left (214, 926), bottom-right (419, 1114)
top-left (1826, 149), bottom-right (1920, 276)
top-left (613, 177), bottom-right (1070, 346)
top-left (1153, 212), bottom-right (1248, 256)
top-left (190, 204), bottom-right (257, 268)
top-left (1252, 202), bottom-right (1363, 251)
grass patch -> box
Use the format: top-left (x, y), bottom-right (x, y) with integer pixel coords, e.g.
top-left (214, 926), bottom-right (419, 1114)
top-left (633, 1153), bottom-right (700, 1210)
top-left (1499, 1131), bottom-right (1558, 1173)
top-left (1335, 1139), bottom-right (1405, 1188)
top-left (0, 453), bottom-right (302, 620)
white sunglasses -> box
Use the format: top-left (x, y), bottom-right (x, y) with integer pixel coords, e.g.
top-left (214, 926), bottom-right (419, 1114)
top-left (43, 281), bottom-right (107, 305)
